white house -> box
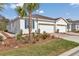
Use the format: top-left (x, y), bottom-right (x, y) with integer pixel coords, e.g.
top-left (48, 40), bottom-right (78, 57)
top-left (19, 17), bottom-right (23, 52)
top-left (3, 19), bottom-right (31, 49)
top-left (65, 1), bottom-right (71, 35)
top-left (67, 19), bottom-right (79, 31)
top-left (7, 14), bottom-right (69, 34)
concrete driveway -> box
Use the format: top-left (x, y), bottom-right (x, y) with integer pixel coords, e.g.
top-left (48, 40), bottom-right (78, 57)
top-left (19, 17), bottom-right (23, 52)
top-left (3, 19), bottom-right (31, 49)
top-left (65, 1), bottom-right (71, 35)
top-left (54, 33), bottom-right (79, 43)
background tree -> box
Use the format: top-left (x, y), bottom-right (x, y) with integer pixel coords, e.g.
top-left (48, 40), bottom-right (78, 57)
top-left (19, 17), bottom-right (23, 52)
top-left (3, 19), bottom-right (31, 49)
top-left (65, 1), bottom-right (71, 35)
top-left (0, 4), bottom-right (9, 31)
top-left (0, 16), bottom-right (9, 31)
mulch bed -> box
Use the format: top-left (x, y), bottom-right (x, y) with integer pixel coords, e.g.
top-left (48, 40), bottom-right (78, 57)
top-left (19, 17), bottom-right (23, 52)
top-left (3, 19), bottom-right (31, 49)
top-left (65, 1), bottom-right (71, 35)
top-left (0, 32), bottom-right (27, 51)
top-left (0, 32), bottom-right (59, 51)
top-left (0, 38), bottom-right (58, 51)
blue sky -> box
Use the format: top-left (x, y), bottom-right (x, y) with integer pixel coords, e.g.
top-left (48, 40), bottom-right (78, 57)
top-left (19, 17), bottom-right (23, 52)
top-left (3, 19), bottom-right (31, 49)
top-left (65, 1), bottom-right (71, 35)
top-left (0, 3), bottom-right (79, 20)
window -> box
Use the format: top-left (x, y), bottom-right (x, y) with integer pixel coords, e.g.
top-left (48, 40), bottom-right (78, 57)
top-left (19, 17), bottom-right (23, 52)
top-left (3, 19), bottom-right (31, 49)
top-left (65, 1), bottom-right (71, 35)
top-left (25, 20), bottom-right (35, 29)
top-left (25, 20), bottom-right (28, 29)
top-left (32, 20), bottom-right (35, 29)
top-left (67, 24), bottom-right (70, 29)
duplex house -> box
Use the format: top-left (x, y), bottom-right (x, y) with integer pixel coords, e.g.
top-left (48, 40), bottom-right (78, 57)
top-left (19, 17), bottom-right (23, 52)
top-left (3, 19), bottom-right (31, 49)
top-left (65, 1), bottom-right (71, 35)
top-left (7, 14), bottom-right (69, 34)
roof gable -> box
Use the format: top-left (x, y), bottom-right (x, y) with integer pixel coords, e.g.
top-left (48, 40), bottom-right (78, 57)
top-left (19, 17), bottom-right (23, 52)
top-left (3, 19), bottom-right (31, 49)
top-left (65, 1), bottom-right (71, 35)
top-left (56, 17), bottom-right (69, 24)
top-left (57, 17), bottom-right (69, 24)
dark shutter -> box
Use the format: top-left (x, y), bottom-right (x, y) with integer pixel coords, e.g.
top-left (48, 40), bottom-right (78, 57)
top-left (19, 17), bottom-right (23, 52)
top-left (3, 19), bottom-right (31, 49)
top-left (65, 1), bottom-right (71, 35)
top-left (32, 20), bottom-right (35, 29)
top-left (25, 20), bottom-right (28, 29)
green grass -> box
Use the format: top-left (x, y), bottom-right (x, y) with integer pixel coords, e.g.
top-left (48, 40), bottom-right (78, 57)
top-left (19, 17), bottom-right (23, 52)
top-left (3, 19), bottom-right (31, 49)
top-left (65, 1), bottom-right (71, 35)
top-left (0, 39), bottom-right (79, 56)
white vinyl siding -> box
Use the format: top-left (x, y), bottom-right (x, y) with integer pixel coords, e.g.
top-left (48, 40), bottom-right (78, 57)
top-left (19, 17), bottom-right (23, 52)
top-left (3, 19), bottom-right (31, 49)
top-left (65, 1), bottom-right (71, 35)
top-left (56, 18), bottom-right (67, 33)
top-left (7, 17), bottom-right (68, 34)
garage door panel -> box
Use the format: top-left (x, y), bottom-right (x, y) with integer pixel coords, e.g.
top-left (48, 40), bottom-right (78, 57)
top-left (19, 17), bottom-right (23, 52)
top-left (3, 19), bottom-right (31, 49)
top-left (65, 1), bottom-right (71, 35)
top-left (56, 26), bottom-right (66, 32)
top-left (39, 25), bottom-right (54, 33)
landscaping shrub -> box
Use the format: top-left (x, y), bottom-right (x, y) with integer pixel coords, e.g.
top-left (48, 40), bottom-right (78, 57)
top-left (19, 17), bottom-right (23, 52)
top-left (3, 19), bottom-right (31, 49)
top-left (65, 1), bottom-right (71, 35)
top-left (41, 31), bottom-right (49, 40)
top-left (16, 30), bottom-right (22, 40)
top-left (74, 30), bottom-right (79, 33)
top-left (21, 35), bottom-right (30, 43)
top-left (25, 35), bottom-right (29, 40)
top-left (0, 35), bottom-right (3, 41)
top-left (4, 29), bottom-right (8, 32)
top-left (32, 40), bottom-right (36, 44)
top-left (35, 34), bottom-right (40, 41)
top-left (16, 34), bottom-right (22, 40)
top-left (38, 29), bottom-right (40, 34)
top-left (32, 32), bottom-right (35, 38)
top-left (32, 32), bottom-right (39, 41)
top-left (51, 35), bottom-right (55, 39)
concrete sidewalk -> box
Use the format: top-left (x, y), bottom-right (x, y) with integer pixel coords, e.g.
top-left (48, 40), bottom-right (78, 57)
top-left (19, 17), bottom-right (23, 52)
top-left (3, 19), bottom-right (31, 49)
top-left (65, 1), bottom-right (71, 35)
top-left (59, 46), bottom-right (79, 56)
top-left (65, 32), bottom-right (79, 36)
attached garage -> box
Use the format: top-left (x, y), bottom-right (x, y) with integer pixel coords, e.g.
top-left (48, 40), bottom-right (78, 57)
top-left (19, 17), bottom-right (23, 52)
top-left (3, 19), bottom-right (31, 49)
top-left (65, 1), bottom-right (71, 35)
top-left (38, 17), bottom-right (68, 33)
top-left (55, 18), bottom-right (68, 33)
top-left (39, 24), bottom-right (54, 33)
top-left (56, 25), bottom-right (67, 33)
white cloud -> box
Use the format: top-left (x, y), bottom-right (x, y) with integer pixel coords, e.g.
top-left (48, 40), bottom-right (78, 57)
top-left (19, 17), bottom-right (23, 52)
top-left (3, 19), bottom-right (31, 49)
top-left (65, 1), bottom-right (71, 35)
top-left (39, 10), bottom-right (44, 13)
top-left (69, 3), bottom-right (79, 8)
top-left (10, 3), bottom-right (24, 9)
top-left (16, 3), bottom-right (24, 7)
top-left (36, 10), bottom-right (39, 12)
top-left (10, 4), bottom-right (16, 9)
top-left (36, 10), bottom-right (44, 14)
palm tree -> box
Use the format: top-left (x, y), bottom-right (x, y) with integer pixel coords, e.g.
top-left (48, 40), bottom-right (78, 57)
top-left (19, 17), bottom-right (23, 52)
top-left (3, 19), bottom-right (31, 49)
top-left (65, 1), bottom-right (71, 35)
top-left (23, 3), bottom-right (39, 43)
top-left (15, 6), bottom-right (27, 18)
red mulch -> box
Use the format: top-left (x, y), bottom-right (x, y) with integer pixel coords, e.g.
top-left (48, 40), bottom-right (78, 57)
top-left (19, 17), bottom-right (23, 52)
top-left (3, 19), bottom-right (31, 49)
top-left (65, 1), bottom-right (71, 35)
top-left (0, 32), bottom-right (26, 51)
top-left (0, 32), bottom-right (58, 51)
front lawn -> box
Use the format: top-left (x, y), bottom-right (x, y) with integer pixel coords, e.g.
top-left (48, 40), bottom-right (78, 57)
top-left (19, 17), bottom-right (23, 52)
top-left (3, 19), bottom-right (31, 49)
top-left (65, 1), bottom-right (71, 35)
top-left (0, 39), bottom-right (79, 56)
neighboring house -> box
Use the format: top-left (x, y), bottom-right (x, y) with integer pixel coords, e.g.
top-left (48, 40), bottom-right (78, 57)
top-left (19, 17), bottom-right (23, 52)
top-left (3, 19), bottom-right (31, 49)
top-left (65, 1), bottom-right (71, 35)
top-left (7, 14), bottom-right (68, 34)
top-left (67, 19), bottom-right (79, 31)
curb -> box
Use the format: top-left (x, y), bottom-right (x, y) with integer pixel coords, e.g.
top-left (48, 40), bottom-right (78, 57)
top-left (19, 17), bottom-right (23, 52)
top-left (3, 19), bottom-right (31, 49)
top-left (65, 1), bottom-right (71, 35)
top-left (65, 33), bottom-right (79, 36)
top-left (59, 46), bottom-right (79, 56)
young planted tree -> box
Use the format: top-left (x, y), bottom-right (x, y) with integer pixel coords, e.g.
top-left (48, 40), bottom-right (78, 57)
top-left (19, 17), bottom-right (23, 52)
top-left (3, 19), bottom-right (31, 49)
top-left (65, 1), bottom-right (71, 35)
top-left (23, 3), bottom-right (39, 43)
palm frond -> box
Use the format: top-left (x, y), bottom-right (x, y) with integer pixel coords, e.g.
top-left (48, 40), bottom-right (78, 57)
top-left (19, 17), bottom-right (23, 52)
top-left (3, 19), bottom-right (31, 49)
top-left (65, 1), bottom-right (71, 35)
top-left (15, 6), bottom-right (27, 17)
top-left (23, 3), bottom-right (39, 13)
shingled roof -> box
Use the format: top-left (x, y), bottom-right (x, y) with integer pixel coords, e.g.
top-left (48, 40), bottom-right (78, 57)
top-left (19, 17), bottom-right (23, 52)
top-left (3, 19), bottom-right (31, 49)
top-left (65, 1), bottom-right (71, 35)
top-left (32, 14), bottom-right (58, 20)
top-left (67, 19), bottom-right (79, 24)
top-left (11, 14), bottom-right (67, 23)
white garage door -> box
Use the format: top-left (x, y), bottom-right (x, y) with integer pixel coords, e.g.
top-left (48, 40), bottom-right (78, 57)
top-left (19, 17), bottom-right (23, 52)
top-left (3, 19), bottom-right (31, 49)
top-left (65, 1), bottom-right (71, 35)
top-left (56, 26), bottom-right (66, 33)
top-left (39, 25), bottom-right (54, 33)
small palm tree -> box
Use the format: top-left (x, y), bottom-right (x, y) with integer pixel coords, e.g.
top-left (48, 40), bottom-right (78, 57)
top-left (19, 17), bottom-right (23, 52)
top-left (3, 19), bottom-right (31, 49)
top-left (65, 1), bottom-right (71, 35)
top-left (23, 3), bottom-right (39, 43)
